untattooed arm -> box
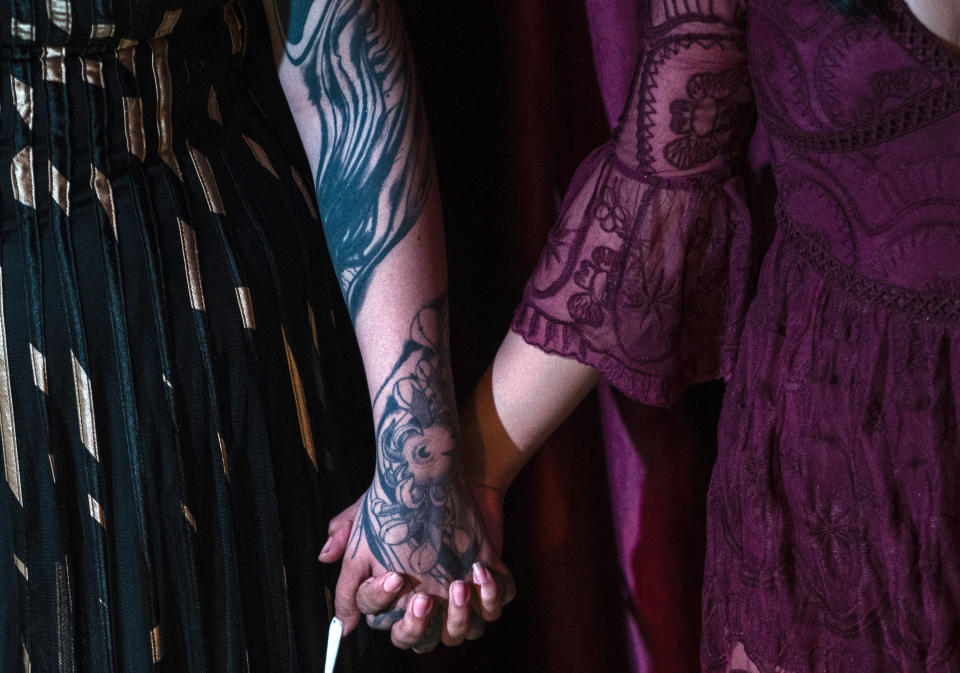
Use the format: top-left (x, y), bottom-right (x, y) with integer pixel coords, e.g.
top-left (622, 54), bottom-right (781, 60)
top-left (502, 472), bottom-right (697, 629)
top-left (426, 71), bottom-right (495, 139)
top-left (458, 333), bottom-right (599, 554)
top-left (261, 0), bottom-right (512, 651)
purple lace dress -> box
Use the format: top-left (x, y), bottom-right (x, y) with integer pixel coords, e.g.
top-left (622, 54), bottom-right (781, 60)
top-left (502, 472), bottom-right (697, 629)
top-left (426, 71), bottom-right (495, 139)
top-left (512, 1), bottom-right (960, 671)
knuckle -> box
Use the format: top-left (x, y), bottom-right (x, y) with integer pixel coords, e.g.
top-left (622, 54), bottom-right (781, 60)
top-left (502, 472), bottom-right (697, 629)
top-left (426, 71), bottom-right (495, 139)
top-left (483, 606), bottom-right (502, 622)
top-left (366, 608), bottom-right (403, 631)
top-left (396, 620), bottom-right (423, 643)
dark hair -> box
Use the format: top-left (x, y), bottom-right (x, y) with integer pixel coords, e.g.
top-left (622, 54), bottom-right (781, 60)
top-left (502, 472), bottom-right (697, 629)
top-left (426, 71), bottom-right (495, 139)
top-left (829, 0), bottom-right (881, 17)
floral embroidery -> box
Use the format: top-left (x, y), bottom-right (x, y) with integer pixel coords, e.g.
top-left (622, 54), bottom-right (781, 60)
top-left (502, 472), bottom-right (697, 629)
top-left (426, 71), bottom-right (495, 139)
top-left (621, 246), bottom-right (682, 334)
top-left (664, 67), bottom-right (750, 170)
top-left (850, 67), bottom-right (931, 121)
top-left (592, 175), bottom-right (630, 234)
top-left (567, 246), bottom-right (621, 327)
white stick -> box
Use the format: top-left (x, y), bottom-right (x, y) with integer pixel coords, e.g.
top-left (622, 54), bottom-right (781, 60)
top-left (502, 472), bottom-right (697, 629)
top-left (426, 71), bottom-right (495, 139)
top-left (324, 617), bottom-right (343, 673)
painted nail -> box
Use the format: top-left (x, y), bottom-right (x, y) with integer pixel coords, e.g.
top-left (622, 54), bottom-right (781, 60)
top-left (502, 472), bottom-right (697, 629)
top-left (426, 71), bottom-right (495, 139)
top-left (472, 562), bottom-right (490, 584)
top-left (384, 573), bottom-right (403, 592)
top-left (452, 581), bottom-right (468, 607)
top-left (412, 594), bottom-right (431, 618)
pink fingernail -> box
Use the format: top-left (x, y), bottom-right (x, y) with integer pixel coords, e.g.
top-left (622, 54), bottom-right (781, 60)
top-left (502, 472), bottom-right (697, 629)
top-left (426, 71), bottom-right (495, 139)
top-left (472, 562), bottom-right (489, 584)
top-left (384, 573), bottom-right (403, 592)
top-left (452, 581), bottom-right (468, 607)
top-left (412, 594), bottom-right (431, 618)
top-left (319, 538), bottom-right (332, 558)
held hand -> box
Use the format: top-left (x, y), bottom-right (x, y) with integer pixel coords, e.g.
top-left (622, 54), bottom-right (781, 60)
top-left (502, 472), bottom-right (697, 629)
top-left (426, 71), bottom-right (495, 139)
top-left (321, 300), bottom-right (514, 651)
top-left (320, 473), bottom-right (514, 651)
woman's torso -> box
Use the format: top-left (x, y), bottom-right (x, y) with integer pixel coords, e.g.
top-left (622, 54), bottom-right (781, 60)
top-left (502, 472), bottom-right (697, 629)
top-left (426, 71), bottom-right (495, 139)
top-left (747, 0), bottom-right (960, 305)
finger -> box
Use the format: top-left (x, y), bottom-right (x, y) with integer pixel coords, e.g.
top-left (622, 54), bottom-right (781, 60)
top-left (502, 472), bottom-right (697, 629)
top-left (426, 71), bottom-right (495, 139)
top-left (366, 606), bottom-right (405, 632)
top-left (318, 505), bottom-right (358, 564)
top-left (440, 581), bottom-right (471, 647)
top-left (494, 566), bottom-right (517, 606)
top-left (334, 558), bottom-right (371, 636)
top-left (390, 593), bottom-right (438, 651)
top-left (472, 563), bottom-right (502, 622)
top-left (357, 572), bottom-right (405, 622)
top-left (465, 611), bottom-right (486, 641)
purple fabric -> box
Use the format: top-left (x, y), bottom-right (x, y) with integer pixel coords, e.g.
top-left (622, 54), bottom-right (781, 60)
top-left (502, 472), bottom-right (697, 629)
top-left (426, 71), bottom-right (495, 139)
top-left (584, 4), bottom-right (652, 673)
top-left (598, 383), bottom-right (652, 673)
top-left (514, 0), bottom-right (960, 670)
top-left (585, 0), bottom-right (643, 127)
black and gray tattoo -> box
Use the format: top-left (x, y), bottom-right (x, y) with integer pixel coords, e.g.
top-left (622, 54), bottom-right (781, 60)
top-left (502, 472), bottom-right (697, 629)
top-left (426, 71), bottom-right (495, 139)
top-left (275, 0), bottom-right (433, 316)
top-left (348, 297), bottom-right (479, 583)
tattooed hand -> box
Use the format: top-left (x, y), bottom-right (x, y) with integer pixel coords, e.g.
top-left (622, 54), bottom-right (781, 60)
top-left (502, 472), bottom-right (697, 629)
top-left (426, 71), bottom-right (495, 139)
top-left (320, 300), bottom-right (514, 651)
top-left (265, 0), bottom-right (514, 651)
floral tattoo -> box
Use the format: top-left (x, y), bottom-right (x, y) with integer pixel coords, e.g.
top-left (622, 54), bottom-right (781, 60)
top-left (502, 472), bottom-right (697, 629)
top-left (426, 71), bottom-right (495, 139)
top-left (349, 296), bottom-right (479, 583)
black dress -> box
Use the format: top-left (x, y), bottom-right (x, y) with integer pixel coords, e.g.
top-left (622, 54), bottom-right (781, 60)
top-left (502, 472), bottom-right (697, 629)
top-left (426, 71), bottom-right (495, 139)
top-left (0, 1), bottom-right (399, 670)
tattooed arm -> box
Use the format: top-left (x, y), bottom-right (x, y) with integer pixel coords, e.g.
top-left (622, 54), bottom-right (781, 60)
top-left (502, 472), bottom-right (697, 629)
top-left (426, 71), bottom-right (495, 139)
top-left (261, 0), bottom-right (513, 650)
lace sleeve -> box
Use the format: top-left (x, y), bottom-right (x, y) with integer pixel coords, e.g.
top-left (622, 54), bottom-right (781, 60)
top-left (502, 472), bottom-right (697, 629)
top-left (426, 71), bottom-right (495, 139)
top-left (512, 0), bottom-right (757, 407)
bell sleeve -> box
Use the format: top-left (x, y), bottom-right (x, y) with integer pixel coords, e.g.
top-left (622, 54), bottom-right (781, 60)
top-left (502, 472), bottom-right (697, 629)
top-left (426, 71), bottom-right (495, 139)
top-left (511, 1), bottom-right (758, 407)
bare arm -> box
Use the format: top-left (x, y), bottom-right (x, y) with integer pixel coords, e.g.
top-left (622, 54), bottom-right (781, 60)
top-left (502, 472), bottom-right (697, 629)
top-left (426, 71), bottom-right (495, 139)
top-left (261, 0), bottom-right (511, 649)
top-left (461, 332), bottom-right (599, 499)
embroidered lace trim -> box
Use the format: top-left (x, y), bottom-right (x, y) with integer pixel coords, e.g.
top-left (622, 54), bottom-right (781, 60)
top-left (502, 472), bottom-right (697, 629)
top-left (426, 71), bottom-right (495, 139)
top-left (777, 201), bottom-right (960, 322)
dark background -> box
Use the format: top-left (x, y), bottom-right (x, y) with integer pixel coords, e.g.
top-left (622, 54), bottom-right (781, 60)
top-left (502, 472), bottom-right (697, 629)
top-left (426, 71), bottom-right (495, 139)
top-left (396, 2), bottom-right (632, 671)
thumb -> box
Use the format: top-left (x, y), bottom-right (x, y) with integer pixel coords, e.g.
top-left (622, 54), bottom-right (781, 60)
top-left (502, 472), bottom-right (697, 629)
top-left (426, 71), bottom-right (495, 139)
top-left (319, 513), bottom-right (355, 564)
top-left (334, 555), bottom-right (372, 636)
top-left (319, 496), bottom-right (363, 563)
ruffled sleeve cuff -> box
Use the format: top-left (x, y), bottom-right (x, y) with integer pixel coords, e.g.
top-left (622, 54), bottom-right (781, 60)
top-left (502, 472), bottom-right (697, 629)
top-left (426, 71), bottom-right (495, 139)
top-left (511, 143), bottom-right (756, 407)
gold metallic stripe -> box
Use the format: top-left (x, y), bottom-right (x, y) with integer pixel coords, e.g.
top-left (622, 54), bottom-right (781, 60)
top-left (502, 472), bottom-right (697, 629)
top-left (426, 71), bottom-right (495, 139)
top-left (242, 135), bottom-right (279, 179)
top-left (90, 166), bottom-right (117, 237)
top-left (208, 87), bottom-right (222, 124)
top-left (324, 586), bottom-right (334, 621)
top-left (71, 351), bottom-right (99, 461)
top-left (122, 96), bottom-right (146, 162)
top-left (305, 304), bottom-right (327, 410)
top-left (162, 373), bottom-right (173, 389)
top-left (42, 47), bottom-right (66, 83)
top-left (55, 559), bottom-right (72, 662)
top-left (83, 59), bottom-right (104, 87)
top-left (118, 47), bottom-right (136, 74)
top-left (307, 302), bottom-right (333, 410)
top-left (154, 9), bottom-right (182, 38)
top-left (49, 454), bottom-right (56, 482)
top-left (11, 76), bottom-right (33, 131)
top-left (290, 167), bottom-right (318, 220)
top-left (49, 162), bottom-right (70, 215)
top-left (218, 433), bottom-right (229, 480)
top-left (11, 146), bottom-right (36, 210)
top-left (88, 494), bottom-right (105, 527)
top-left (22, 642), bottom-right (30, 673)
top-left (11, 20), bottom-right (35, 42)
top-left (181, 503), bottom-right (197, 532)
top-left (30, 344), bottom-right (47, 393)
top-left (90, 23), bottom-right (114, 39)
top-left (46, 0), bottom-right (72, 35)
top-left (307, 304), bottom-right (320, 351)
top-left (223, 3), bottom-right (243, 54)
top-left (188, 146), bottom-right (226, 215)
top-left (151, 40), bottom-right (182, 180)
top-left (0, 272), bottom-right (22, 506)
top-left (150, 625), bottom-right (163, 663)
top-left (178, 219), bottom-right (206, 312)
top-left (235, 287), bottom-right (256, 329)
top-left (282, 327), bottom-right (318, 471)
top-left (14, 555), bottom-right (27, 580)
top-left (118, 37), bottom-right (138, 50)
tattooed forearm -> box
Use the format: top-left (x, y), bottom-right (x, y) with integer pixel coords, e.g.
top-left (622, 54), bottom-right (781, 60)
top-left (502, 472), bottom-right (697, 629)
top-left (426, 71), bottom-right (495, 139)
top-left (273, 0), bottom-right (433, 316)
top-left (348, 296), bottom-right (479, 582)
